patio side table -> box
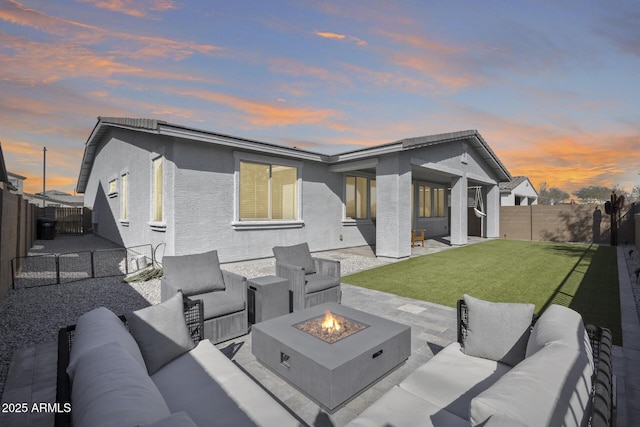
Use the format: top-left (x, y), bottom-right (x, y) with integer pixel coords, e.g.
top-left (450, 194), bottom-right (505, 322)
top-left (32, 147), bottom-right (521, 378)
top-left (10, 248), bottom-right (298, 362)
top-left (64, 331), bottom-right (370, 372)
top-left (247, 275), bottom-right (289, 324)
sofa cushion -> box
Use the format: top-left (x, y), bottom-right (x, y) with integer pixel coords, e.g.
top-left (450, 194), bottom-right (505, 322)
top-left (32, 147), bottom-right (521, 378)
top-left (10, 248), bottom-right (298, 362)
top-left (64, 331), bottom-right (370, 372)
top-left (399, 342), bottom-right (511, 420)
top-left (71, 342), bottom-right (171, 427)
top-left (462, 294), bottom-right (534, 366)
top-left (305, 273), bottom-right (340, 293)
top-left (470, 342), bottom-right (593, 427)
top-left (127, 292), bottom-right (195, 375)
top-left (138, 412), bottom-right (198, 427)
top-left (197, 291), bottom-right (245, 319)
top-left (152, 340), bottom-right (300, 427)
top-left (273, 243), bottom-right (316, 274)
top-left (526, 304), bottom-right (591, 358)
top-left (67, 306), bottom-right (145, 381)
top-left (163, 250), bottom-right (225, 295)
top-left (345, 386), bottom-right (469, 427)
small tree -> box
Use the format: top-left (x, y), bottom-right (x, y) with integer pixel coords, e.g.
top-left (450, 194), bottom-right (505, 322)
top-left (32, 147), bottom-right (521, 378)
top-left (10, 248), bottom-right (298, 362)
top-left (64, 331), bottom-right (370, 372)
top-left (573, 186), bottom-right (612, 204)
top-left (538, 182), bottom-right (570, 205)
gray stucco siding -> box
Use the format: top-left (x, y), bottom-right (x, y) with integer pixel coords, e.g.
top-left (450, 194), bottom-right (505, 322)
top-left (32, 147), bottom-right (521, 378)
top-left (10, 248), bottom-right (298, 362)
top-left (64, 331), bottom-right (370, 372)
top-left (168, 143), bottom-right (372, 262)
top-left (79, 122), bottom-right (510, 263)
top-left (83, 130), bottom-right (174, 252)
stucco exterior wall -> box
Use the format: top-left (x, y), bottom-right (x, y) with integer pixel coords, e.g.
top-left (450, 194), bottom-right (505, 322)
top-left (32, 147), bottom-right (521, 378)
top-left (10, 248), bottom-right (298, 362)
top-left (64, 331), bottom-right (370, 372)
top-left (82, 129), bottom-right (175, 253)
top-left (81, 128), bottom-right (508, 263)
top-left (169, 140), bottom-right (373, 262)
top-left (84, 132), bottom-right (377, 263)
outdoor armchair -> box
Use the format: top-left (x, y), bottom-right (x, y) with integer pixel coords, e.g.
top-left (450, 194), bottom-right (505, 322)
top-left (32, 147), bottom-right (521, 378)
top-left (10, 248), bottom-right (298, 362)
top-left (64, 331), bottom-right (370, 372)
top-left (160, 250), bottom-right (248, 344)
top-left (273, 243), bottom-right (341, 312)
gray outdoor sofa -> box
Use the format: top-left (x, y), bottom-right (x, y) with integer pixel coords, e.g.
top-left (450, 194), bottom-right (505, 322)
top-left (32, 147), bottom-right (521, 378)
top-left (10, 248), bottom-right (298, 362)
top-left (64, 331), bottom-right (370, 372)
top-left (273, 243), bottom-right (341, 312)
top-left (346, 295), bottom-right (615, 427)
top-left (161, 250), bottom-right (249, 344)
top-left (55, 292), bottom-right (302, 427)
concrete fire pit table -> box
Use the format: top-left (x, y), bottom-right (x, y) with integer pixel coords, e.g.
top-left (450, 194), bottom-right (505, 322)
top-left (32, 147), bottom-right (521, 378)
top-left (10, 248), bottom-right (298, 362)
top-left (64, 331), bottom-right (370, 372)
top-left (251, 302), bottom-right (411, 412)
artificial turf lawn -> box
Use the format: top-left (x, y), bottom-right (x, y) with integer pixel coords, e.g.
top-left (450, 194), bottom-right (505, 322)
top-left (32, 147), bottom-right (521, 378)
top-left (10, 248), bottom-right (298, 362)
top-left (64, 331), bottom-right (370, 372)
top-left (343, 239), bottom-right (622, 345)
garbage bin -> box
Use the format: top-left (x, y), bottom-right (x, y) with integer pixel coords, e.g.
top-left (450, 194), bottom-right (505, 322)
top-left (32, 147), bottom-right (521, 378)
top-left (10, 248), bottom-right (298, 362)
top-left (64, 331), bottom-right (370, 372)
top-left (37, 218), bottom-right (58, 240)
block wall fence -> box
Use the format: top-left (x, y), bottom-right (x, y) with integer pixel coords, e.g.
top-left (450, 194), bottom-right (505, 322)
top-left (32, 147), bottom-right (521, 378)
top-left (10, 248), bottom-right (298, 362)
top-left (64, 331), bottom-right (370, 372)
top-left (0, 187), bottom-right (37, 302)
top-left (500, 204), bottom-right (636, 245)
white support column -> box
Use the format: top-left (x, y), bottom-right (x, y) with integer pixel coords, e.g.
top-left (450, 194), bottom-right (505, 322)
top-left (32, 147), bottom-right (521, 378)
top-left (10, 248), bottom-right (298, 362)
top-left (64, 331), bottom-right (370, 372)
top-left (450, 175), bottom-right (468, 245)
top-left (486, 184), bottom-right (500, 238)
top-left (375, 154), bottom-right (412, 259)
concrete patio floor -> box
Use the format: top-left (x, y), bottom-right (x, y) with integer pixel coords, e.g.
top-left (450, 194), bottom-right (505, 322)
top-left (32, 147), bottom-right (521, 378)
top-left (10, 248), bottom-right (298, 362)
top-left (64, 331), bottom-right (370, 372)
top-left (1, 236), bottom-right (637, 426)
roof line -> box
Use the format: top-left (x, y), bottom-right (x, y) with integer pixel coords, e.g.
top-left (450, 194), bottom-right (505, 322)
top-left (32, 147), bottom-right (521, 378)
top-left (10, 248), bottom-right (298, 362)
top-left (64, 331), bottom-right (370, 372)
top-left (76, 117), bottom-right (512, 193)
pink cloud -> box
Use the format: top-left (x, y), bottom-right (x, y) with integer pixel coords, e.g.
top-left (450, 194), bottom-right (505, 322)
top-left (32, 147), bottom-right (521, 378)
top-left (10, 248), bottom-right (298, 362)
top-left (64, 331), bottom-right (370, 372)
top-left (314, 31), bottom-right (367, 46)
top-left (76, 0), bottom-right (178, 18)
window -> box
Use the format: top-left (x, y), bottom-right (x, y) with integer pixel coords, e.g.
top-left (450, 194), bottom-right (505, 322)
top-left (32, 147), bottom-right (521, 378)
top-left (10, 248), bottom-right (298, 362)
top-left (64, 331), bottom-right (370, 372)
top-left (345, 176), bottom-right (376, 220)
top-left (120, 173), bottom-right (128, 221)
top-left (108, 178), bottom-right (117, 197)
top-left (418, 185), bottom-right (431, 217)
top-left (418, 184), bottom-right (445, 218)
top-left (151, 157), bottom-right (163, 222)
top-left (239, 161), bottom-right (297, 220)
top-left (434, 187), bottom-right (445, 217)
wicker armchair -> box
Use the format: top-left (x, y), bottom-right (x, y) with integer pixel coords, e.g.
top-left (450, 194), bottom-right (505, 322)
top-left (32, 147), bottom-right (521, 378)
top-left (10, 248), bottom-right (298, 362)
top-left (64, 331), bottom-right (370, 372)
top-left (161, 250), bottom-right (248, 344)
top-left (273, 243), bottom-right (341, 312)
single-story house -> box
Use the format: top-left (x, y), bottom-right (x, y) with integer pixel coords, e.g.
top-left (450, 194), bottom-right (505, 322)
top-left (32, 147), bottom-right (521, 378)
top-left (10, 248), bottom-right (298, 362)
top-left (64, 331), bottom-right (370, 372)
top-left (500, 176), bottom-right (538, 206)
top-left (76, 117), bottom-right (512, 263)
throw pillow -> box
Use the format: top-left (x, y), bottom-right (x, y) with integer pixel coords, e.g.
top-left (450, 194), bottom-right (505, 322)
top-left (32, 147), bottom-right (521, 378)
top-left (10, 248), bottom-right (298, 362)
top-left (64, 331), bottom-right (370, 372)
top-left (526, 304), bottom-right (590, 357)
top-left (462, 294), bottom-right (534, 367)
top-left (127, 292), bottom-right (195, 375)
top-left (67, 307), bottom-right (146, 381)
top-left (162, 250), bottom-right (225, 296)
top-left (273, 243), bottom-right (316, 274)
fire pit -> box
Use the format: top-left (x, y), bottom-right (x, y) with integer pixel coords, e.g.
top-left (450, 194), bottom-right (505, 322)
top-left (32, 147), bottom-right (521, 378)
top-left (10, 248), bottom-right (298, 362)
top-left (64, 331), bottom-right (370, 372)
top-left (295, 311), bottom-right (368, 344)
top-left (252, 303), bottom-right (411, 412)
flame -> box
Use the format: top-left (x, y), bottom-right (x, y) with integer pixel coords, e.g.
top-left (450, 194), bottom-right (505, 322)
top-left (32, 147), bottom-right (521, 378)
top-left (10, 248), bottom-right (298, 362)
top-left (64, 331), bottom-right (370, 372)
top-left (321, 311), bottom-right (341, 332)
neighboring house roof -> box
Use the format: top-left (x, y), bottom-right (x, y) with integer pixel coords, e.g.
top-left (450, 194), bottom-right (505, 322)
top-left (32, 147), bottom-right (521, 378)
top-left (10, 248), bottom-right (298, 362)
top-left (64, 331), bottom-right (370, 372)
top-left (8, 171), bottom-right (27, 180)
top-left (499, 176), bottom-right (530, 192)
top-left (499, 176), bottom-right (539, 200)
top-left (24, 191), bottom-right (84, 207)
top-left (77, 116), bottom-right (512, 193)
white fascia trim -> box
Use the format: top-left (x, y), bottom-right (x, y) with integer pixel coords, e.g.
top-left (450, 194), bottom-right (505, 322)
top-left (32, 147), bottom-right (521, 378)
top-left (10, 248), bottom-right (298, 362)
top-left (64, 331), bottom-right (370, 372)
top-left (329, 143), bottom-right (403, 163)
top-left (466, 172), bottom-right (497, 186)
top-left (159, 126), bottom-right (324, 163)
top-left (410, 158), bottom-right (463, 177)
top-left (329, 158), bottom-right (379, 173)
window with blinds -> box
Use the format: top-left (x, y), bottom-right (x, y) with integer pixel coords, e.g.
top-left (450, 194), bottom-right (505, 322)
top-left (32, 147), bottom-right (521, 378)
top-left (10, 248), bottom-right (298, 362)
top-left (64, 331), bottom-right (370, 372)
top-left (121, 173), bottom-right (128, 220)
top-left (108, 178), bottom-right (117, 196)
top-left (239, 161), bottom-right (297, 220)
top-left (418, 184), bottom-right (445, 218)
top-left (345, 176), bottom-right (376, 220)
top-left (152, 157), bottom-right (163, 222)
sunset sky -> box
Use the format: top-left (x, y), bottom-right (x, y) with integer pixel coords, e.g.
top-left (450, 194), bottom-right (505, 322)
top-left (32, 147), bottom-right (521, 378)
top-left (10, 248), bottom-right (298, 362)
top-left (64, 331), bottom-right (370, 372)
top-left (1, 0), bottom-right (639, 196)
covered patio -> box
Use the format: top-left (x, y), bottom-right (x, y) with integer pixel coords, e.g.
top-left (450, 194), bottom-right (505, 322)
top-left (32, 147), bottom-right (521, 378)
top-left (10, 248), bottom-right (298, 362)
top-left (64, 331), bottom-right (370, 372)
top-left (330, 130), bottom-right (509, 260)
